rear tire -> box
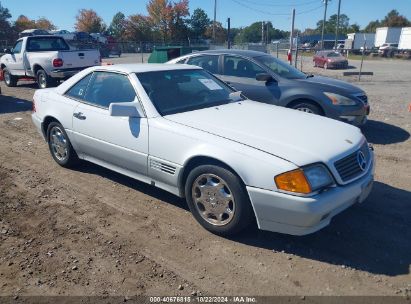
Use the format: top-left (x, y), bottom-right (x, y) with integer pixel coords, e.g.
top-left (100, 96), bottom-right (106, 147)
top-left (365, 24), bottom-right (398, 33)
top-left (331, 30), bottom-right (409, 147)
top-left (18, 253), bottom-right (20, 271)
top-left (3, 68), bottom-right (18, 87)
top-left (47, 122), bottom-right (79, 168)
top-left (185, 164), bottom-right (253, 236)
top-left (292, 101), bottom-right (323, 115)
top-left (37, 69), bottom-right (56, 89)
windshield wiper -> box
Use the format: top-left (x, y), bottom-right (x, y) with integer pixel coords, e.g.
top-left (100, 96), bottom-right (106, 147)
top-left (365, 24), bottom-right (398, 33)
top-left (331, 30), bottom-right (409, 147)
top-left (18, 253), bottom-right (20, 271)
top-left (306, 74), bottom-right (314, 78)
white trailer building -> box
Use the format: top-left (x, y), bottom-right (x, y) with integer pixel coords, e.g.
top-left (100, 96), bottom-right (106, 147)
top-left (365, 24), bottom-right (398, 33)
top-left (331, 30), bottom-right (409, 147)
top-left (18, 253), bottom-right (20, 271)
top-left (345, 33), bottom-right (375, 50)
top-left (375, 27), bottom-right (402, 47)
top-left (398, 27), bottom-right (411, 50)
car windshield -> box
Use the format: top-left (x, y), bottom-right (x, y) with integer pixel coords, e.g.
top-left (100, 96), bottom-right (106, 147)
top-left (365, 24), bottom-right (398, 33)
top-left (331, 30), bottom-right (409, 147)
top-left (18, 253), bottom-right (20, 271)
top-left (254, 55), bottom-right (306, 79)
top-left (327, 52), bottom-right (342, 57)
top-left (136, 69), bottom-right (241, 116)
top-left (26, 37), bottom-right (69, 51)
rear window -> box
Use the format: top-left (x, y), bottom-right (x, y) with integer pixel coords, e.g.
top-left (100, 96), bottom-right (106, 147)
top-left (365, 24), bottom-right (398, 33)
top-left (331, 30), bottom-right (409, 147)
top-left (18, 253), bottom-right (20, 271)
top-left (26, 37), bottom-right (69, 52)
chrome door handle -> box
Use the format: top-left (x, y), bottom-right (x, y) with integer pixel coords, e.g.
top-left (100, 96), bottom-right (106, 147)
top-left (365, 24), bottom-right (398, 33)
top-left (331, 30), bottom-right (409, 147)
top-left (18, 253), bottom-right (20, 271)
top-left (73, 112), bottom-right (86, 120)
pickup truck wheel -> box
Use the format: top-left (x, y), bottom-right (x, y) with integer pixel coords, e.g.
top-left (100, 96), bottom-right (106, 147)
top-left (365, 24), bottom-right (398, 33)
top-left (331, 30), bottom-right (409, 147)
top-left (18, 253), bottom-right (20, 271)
top-left (185, 165), bottom-right (253, 236)
top-left (3, 68), bottom-right (17, 87)
top-left (37, 69), bottom-right (56, 89)
top-left (47, 122), bottom-right (79, 167)
top-left (292, 102), bottom-right (322, 115)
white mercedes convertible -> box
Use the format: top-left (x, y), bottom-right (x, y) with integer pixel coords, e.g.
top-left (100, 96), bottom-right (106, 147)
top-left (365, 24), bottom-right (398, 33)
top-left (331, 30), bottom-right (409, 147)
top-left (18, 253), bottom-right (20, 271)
top-left (32, 64), bottom-right (374, 236)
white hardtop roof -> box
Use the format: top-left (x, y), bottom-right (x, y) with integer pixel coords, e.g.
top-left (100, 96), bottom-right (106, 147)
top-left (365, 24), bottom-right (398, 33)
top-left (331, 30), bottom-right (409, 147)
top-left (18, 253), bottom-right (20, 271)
top-left (90, 63), bottom-right (201, 74)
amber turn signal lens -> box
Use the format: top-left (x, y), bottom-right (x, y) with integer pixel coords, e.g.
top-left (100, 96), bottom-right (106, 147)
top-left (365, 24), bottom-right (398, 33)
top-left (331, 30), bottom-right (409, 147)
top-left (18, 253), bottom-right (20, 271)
top-left (275, 169), bottom-right (312, 194)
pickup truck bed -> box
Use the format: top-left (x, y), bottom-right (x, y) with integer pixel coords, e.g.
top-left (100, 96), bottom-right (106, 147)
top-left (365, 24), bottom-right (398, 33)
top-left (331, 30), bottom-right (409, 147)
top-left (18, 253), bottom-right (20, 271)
top-left (1, 36), bottom-right (101, 89)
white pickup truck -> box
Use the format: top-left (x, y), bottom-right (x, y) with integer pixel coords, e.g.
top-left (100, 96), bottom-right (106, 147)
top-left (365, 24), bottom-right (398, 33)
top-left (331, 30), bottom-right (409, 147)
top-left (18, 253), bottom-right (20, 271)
top-left (1, 36), bottom-right (100, 89)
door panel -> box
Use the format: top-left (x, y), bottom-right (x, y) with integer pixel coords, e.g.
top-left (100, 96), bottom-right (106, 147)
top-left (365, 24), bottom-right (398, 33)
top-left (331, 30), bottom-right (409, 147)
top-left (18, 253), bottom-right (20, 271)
top-left (72, 103), bottom-right (149, 175)
top-left (70, 71), bottom-right (149, 176)
top-left (7, 41), bottom-right (25, 75)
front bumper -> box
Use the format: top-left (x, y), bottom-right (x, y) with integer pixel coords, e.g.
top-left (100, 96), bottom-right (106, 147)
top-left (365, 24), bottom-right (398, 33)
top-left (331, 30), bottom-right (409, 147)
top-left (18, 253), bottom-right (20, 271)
top-left (247, 167), bottom-right (374, 235)
top-left (328, 61), bottom-right (348, 69)
top-left (332, 104), bottom-right (370, 126)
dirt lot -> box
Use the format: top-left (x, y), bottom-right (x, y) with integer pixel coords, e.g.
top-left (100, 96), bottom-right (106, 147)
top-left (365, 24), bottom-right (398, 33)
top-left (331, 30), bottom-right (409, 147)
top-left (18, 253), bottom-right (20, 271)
top-left (0, 56), bottom-right (410, 298)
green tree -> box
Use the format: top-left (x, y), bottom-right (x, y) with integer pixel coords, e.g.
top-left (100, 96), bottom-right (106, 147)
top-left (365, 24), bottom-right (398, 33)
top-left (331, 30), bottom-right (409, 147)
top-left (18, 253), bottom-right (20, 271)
top-left (188, 8), bottom-right (210, 39)
top-left (124, 14), bottom-right (152, 41)
top-left (109, 12), bottom-right (126, 39)
top-left (363, 20), bottom-right (381, 33)
top-left (234, 21), bottom-right (287, 43)
top-left (0, 1), bottom-right (14, 42)
top-left (381, 9), bottom-right (410, 27)
top-left (0, 1), bottom-right (11, 21)
top-left (347, 23), bottom-right (360, 33)
top-left (204, 21), bottom-right (226, 43)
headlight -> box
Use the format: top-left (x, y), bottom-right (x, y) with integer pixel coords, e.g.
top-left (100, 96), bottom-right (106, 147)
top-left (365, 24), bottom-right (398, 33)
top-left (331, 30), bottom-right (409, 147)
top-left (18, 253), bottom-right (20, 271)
top-left (324, 92), bottom-right (357, 106)
top-left (275, 165), bottom-right (333, 194)
top-left (303, 165), bottom-right (333, 191)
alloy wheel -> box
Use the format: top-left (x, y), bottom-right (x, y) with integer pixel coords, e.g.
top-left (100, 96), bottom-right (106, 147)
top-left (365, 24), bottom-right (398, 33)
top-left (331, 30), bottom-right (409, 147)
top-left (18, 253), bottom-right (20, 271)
top-left (191, 173), bottom-right (236, 226)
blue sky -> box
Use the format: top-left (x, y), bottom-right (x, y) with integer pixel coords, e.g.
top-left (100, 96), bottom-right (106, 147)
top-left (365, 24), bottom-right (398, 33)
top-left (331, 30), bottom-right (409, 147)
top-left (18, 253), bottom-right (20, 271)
top-left (2, 0), bottom-right (411, 32)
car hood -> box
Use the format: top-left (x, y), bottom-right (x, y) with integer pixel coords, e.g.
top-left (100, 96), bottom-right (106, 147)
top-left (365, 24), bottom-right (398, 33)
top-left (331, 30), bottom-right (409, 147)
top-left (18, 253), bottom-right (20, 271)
top-left (165, 100), bottom-right (364, 166)
top-left (296, 75), bottom-right (362, 94)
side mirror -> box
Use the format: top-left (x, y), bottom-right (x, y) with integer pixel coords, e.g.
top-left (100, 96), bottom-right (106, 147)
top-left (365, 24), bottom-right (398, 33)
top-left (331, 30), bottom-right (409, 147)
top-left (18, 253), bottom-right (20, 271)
top-left (109, 101), bottom-right (144, 118)
top-left (4, 48), bottom-right (12, 54)
top-left (256, 73), bottom-right (274, 83)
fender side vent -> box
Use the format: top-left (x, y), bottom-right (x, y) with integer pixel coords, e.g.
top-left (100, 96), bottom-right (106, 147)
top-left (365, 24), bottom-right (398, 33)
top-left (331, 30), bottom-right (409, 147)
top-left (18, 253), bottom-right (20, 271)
top-left (150, 160), bottom-right (176, 175)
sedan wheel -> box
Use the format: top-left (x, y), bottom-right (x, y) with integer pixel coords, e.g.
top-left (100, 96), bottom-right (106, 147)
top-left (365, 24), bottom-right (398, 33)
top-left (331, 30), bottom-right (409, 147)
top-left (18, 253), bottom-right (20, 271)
top-left (185, 165), bottom-right (253, 236)
top-left (50, 126), bottom-right (69, 162)
top-left (292, 102), bottom-right (322, 115)
top-left (47, 122), bottom-right (79, 167)
top-left (192, 173), bottom-right (235, 226)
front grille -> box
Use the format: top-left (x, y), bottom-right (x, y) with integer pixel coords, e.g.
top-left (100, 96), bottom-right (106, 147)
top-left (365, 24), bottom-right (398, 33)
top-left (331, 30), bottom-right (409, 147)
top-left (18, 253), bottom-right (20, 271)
top-left (334, 142), bottom-right (371, 182)
top-left (356, 94), bottom-right (368, 105)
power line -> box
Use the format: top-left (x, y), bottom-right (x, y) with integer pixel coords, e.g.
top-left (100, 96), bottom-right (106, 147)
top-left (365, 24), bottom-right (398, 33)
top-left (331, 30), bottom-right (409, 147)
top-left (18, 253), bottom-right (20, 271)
top-left (230, 0), bottom-right (324, 17)
top-left (234, 0), bottom-right (320, 8)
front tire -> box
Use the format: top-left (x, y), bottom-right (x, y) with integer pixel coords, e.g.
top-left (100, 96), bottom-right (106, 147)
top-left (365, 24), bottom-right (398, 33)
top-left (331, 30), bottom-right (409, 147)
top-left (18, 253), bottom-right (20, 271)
top-left (292, 101), bottom-right (322, 115)
top-left (185, 165), bottom-right (253, 236)
top-left (3, 68), bottom-right (18, 87)
top-left (47, 122), bottom-right (79, 167)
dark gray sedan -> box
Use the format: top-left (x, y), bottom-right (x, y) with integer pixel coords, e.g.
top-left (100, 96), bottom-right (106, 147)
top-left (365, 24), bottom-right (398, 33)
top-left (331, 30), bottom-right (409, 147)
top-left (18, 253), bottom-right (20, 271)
top-left (167, 49), bottom-right (369, 126)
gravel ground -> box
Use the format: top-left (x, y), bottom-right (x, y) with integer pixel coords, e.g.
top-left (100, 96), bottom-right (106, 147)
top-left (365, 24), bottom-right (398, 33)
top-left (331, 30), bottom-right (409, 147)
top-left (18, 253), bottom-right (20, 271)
top-left (0, 55), bottom-right (410, 298)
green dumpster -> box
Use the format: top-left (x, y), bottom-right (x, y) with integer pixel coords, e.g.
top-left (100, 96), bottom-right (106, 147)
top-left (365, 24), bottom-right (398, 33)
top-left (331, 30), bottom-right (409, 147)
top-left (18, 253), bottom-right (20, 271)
top-left (148, 46), bottom-right (208, 63)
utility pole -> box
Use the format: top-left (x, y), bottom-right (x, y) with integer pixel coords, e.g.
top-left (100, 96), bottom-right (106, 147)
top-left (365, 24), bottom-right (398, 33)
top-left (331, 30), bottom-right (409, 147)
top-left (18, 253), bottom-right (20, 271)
top-left (227, 18), bottom-right (231, 49)
top-left (289, 8), bottom-right (296, 65)
top-left (261, 21), bottom-right (265, 44)
top-left (334, 0), bottom-right (341, 49)
top-left (213, 0), bottom-right (217, 41)
top-left (320, 0), bottom-right (328, 50)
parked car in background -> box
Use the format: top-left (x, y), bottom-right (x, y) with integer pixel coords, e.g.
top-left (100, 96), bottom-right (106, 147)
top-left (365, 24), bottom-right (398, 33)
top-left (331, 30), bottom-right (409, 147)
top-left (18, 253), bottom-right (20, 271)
top-left (50, 30), bottom-right (75, 41)
top-left (378, 43), bottom-right (398, 57)
top-left (73, 32), bottom-right (95, 43)
top-left (1, 36), bottom-right (101, 89)
top-left (32, 64), bottom-right (375, 236)
top-left (313, 50), bottom-right (348, 69)
top-left (90, 33), bottom-right (108, 44)
top-left (168, 50), bottom-right (368, 126)
top-left (335, 43), bottom-right (345, 51)
top-left (19, 29), bottom-right (51, 38)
